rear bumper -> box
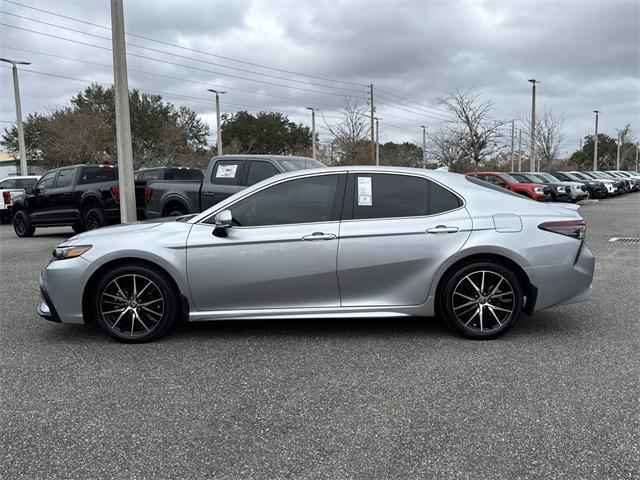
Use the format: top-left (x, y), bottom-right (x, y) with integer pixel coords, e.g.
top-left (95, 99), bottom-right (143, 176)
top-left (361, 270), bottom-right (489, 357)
top-left (525, 242), bottom-right (595, 311)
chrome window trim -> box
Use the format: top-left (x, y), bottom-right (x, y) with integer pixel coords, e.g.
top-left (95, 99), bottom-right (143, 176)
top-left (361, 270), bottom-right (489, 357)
top-left (196, 168), bottom-right (466, 227)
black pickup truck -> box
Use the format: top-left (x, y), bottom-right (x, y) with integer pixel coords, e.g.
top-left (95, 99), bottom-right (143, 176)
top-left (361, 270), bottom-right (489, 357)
top-left (11, 164), bottom-right (148, 237)
top-left (144, 155), bottom-right (325, 218)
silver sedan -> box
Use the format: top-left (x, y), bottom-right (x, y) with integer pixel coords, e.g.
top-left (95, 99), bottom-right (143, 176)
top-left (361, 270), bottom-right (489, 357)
top-left (38, 167), bottom-right (595, 342)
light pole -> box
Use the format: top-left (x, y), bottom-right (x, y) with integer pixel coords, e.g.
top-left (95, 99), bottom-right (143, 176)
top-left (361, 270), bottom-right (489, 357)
top-left (528, 79), bottom-right (538, 171)
top-left (110, 0), bottom-right (137, 223)
top-left (510, 119), bottom-right (515, 172)
top-left (374, 117), bottom-right (381, 166)
top-left (420, 125), bottom-right (426, 168)
top-left (616, 131), bottom-right (621, 170)
top-left (1, 57), bottom-right (30, 175)
top-left (207, 89), bottom-right (226, 156)
top-left (593, 110), bottom-right (600, 171)
top-left (306, 107), bottom-right (316, 161)
top-left (518, 129), bottom-right (523, 172)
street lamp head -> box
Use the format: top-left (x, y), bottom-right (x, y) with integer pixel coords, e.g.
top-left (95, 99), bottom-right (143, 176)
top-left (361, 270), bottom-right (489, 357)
top-left (593, 110), bottom-right (600, 114)
top-left (0, 58), bottom-right (31, 66)
top-left (306, 107), bottom-right (314, 111)
top-left (207, 89), bottom-right (226, 95)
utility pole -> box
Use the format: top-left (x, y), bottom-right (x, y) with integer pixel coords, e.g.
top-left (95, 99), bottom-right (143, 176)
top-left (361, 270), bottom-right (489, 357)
top-left (636, 143), bottom-right (639, 171)
top-left (0, 58), bottom-right (30, 175)
top-left (518, 129), bottom-right (522, 172)
top-left (110, 0), bottom-right (136, 223)
top-left (207, 89), bottom-right (225, 156)
top-left (593, 110), bottom-right (600, 171)
top-left (616, 131), bottom-right (621, 170)
top-left (306, 107), bottom-right (316, 160)
top-left (420, 125), bottom-right (426, 168)
top-left (510, 119), bottom-right (515, 172)
top-left (528, 79), bottom-right (538, 171)
top-left (374, 117), bottom-right (380, 166)
top-left (369, 84), bottom-right (375, 165)
top-left (579, 138), bottom-right (583, 150)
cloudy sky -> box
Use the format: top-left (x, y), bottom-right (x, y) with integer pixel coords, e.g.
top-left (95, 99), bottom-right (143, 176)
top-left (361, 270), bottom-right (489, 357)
top-left (1, 0), bottom-right (639, 156)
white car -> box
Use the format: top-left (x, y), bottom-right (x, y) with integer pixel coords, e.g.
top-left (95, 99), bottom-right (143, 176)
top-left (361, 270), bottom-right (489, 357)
top-left (0, 175), bottom-right (40, 224)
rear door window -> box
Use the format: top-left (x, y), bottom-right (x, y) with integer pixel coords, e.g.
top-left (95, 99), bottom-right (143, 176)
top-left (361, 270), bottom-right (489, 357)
top-left (351, 174), bottom-right (429, 220)
top-left (430, 181), bottom-right (462, 214)
top-left (247, 161), bottom-right (280, 186)
top-left (0, 178), bottom-right (18, 189)
top-left (55, 168), bottom-right (76, 188)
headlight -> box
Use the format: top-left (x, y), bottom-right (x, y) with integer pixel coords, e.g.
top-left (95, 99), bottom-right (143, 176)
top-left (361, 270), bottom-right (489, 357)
top-left (52, 245), bottom-right (92, 260)
top-left (588, 181), bottom-right (597, 185)
top-left (534, 187), bottom-right (545, 194)
top-left (556, 186), bottom-right (565, 192)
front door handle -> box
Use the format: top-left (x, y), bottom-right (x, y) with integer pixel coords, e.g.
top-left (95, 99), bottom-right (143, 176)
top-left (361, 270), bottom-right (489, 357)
top-left (426, 225), bottom-right (459, 234)
top-left (302, 232), bottom-right (336, 241)
top-left (203, 192), bottom-right (216, 197)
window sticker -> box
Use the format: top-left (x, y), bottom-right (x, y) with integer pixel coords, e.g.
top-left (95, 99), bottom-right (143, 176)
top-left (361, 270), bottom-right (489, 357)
top-left (357, 176), bottom-right (372, 206)
top-left (216, 164), bottom-right (238, 178)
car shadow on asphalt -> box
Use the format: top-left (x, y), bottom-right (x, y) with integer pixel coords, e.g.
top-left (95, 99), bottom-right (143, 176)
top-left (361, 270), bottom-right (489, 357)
top-left (36, 311), bottom-right (580, 345)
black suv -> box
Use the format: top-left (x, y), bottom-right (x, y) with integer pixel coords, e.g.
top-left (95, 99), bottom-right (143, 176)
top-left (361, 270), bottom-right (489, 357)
top-left (11, 164), bottom-right (148, 237)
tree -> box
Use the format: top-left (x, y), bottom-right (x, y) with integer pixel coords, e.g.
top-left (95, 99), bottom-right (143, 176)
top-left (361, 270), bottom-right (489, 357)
top-left (616, 124), bottom-right (637, 169)
top-left (378, 142), bottom-right (423, 167)
top-left (324, 98), bottom-right (371, 165)
top-left (522, 109), bottom-right (564, 170)
top-left (427, 129), bottom-right (470, 172)
top-left (568, 150), bottom-right (590, 170)
top-left (438, 89), bottom-right (505, 167)
top-left (1, 83), bottom-right (209, 169)
top-left (220, 110), bottom-right (312, 155)
top-left (581, 133), bottom-right (618, 169)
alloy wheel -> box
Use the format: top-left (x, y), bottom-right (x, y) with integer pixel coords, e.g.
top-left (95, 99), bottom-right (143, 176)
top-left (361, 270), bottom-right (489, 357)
top-left (99, 274), bottom-right (165, 338)
top-left (86, 212), bottom-right (101, 230)
top-left (451, 270), bottom-right (515, 333)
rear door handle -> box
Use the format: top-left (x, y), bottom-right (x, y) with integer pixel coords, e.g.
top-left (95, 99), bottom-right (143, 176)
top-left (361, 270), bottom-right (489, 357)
top-left (302, 232), bottom-right (336, 241)
top-left (203, 192), bottom-right (216, 197)
top-left (426, 225), bottom-right (459, 234)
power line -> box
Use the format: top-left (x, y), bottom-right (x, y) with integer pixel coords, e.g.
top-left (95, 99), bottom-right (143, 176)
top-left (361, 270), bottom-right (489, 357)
top-left (2, 0), bottom-right (365, 88)
top-left (376, 91), bottom-right (452, 120)
top-left (376, 87), bottom-right (452, 116)
top-left (0, 44), bottom-right (344, 109)
top-left (0, 22), bottom-right (368, 100)
top-left (375, 98), bottom-right (450, 123)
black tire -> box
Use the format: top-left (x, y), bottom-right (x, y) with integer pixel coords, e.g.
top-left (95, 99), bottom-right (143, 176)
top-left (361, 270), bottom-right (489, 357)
top-left (92, 264), bottom-right (178, 343)
top-left (438, 261), bottom-right (524, 340)
top-left (12, 210), bottom-right (35, 237)
top-left (72, 223), bottom-right (86, 234)
top-left (84, 207), bottom-right (105, 231)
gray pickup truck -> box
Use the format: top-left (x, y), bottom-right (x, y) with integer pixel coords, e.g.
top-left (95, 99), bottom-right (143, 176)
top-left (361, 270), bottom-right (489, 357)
top-left (144, 155), bottom-right (325, 218)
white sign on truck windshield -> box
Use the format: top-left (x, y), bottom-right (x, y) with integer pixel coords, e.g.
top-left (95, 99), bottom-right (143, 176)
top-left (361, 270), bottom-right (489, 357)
top-left (216, 164), bottom-right (238, 178)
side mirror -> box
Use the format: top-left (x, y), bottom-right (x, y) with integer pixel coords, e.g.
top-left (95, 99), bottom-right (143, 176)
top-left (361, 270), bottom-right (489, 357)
top-left (24, 187), bottom-right (33, 194)
top-left (497, 182), bottom-right (508, 188)
top-left (33, 187), bottom-right (42, 195)
top-left (213, 209), bottom-right (232, 237)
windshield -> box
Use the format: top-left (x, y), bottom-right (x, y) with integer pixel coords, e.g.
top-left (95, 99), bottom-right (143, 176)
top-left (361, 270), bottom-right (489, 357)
top-left (465, 175), bottom-right (526, 199)
top-left (278, 157), bottom-right (326, 172)
top-left (532, 173), bottom-right (554, 183)
top-left (498, 173), bottom-right (520, 183)
top-left (572, 172), bottom-right (590, 180)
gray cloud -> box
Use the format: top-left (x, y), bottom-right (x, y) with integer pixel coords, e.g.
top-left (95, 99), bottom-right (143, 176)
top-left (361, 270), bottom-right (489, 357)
top-left (1, 0), bottom-right (638, 155)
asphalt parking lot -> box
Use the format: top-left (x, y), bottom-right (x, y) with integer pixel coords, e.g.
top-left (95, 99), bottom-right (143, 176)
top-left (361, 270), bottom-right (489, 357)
top-left (1, 195), bottom-right (639, 479)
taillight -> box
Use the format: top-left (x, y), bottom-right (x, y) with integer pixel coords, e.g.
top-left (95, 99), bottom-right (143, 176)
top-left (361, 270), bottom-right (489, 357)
top-left (144, 187), bottom-right (153, 204)
top-left (2, 191), bottom-right (11, 205)
top-left (110, 186), bottom-right (120, 203)
top-left (539, 220), bottom-right (586, 239)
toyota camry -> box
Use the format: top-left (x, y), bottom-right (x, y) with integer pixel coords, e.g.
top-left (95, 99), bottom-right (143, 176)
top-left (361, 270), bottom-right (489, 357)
top-left (38, 167), bottom-right (595, 342)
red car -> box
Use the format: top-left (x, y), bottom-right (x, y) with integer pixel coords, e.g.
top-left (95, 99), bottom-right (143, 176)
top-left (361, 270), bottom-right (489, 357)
top-left (466, 171), bottom-right (551, 201)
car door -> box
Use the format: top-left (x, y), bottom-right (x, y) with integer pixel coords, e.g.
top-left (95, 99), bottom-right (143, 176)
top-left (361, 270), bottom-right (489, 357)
top-left (200, 159), bottom-right (248, 210)
top-left (29, 171), bottom-right (58, 224)
top-left (337, 172), bottom-right (472, 307)
top-left (47, 167), bottom-right (77, 224)
top-left (186, 172), bottom-right (345, 311)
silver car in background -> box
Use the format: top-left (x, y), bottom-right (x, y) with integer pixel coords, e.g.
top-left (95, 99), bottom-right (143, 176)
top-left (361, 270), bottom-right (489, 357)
top-left (38, 167), bottom-right (595, 342)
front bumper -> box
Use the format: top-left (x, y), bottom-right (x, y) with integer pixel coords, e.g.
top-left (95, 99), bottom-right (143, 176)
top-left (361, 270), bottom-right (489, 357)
top-left (38, 256), bottom-right (93, 324)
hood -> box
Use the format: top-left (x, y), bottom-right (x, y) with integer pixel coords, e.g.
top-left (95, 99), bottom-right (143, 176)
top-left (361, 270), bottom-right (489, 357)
top-left (62, 221), bottom-right (165, 245)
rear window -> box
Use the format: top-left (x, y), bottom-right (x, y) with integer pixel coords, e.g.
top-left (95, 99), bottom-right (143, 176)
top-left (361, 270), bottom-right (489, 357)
top-left (79, 167), bottom-right (117, 184)
top-left (465, 176), bottom-right (525, 199)
top-left (164, 168), bottom-right (204, 180)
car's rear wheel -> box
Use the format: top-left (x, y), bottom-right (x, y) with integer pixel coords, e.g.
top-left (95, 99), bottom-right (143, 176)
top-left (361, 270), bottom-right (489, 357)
top-left (13, 210), bottom-right (35, 237)
top-left (93, 265), bottom-right (178, 343)
top-left (84, 207), bottom-right (105, 230)
top-left (439, 261), bottom-right (523, 339)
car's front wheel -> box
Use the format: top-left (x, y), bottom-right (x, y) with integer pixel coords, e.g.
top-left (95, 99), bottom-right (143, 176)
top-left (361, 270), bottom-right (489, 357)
top-left (13, 210), bottom-right (35, 237)
top-left (93, 264), bottom-right (178, 343)
top-left (439, 262), bottom-right (524, 339)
